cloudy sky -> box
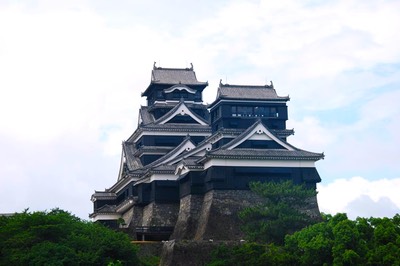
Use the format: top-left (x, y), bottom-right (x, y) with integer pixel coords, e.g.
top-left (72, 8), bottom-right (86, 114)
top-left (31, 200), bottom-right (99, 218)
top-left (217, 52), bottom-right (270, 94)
top-left (1, 0), bottom-right (399, 220)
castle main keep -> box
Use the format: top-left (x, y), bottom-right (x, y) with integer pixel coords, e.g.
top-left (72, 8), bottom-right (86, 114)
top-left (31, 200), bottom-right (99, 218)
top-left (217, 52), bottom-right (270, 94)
top-left (90, 64), bottom-right (324, 241)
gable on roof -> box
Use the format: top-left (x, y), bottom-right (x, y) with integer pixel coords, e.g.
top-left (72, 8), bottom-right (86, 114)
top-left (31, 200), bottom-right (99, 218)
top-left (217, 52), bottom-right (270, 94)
top-left (147, 137), bottom-right (196, 168)
top-left (222, 120), bottom-right (294, 151)
top-left (154, 101), bottom-right (208, 125)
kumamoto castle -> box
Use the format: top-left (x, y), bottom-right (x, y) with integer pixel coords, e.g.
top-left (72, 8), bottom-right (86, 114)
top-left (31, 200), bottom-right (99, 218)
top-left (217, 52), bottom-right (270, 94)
top-left (90, 63), bottom-right (324, 241)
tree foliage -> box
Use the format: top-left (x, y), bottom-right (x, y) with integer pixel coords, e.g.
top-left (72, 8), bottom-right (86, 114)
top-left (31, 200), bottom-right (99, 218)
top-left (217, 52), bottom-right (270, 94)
top-left (209, 213), bottom-right (400, 266)
top-left (208, 242), bottom-right (291, 266)
top-left (239, 180), bottom-right (318, 244)
top-left (285, 213), bottom-right (400, 265)
top-left (210, 179), bottom-right (400, 266)
top-left (0, 209), bottom-right (140, 266)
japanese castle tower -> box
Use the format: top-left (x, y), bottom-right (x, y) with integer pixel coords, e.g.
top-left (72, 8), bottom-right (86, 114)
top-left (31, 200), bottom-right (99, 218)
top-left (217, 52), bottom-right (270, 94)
top-left (90, 64), bottom-right (324, 241)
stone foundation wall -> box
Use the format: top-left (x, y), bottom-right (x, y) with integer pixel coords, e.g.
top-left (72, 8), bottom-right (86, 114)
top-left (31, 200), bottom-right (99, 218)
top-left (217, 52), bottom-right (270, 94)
top-left (170, 194), bottom-right (204, 240)
top-left (303, 195), bottom-right (321, 219)
top-left (194, 190), bottom-right (266, 240)
top-left (126, 189), bottom-right (320, 241)
top-left (120, 208), bottom-right (134, 228)
top-left (131, 205), bottom-right (144, 227)
top-left (141, 202), bottom-right (180, 227)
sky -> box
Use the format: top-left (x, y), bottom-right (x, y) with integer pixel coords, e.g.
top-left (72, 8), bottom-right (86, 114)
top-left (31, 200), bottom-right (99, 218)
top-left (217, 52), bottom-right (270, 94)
top-left (0, 0), bottom-right (399, 220)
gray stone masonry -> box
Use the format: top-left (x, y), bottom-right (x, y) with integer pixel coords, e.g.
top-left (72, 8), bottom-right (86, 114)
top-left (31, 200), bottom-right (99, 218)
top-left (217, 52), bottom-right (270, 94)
top-left (120, 208), bottom-right (133, 228)
top-left (141, 202), bottom-right (180, 227)
top-left (170, 194), bottom-right (204, 240)
top-left (194, 190), bottom-right (266, 240)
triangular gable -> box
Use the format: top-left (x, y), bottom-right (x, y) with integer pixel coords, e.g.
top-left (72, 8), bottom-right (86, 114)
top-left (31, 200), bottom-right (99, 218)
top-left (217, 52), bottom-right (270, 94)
top-left (152, 137), bottom-right (196, 167)
top-left (168, 139), bottom-right (213, 166)
top-left (223, 121), bottom-right (295, 151)
top-left (155, 101), bottom-right (208, 125)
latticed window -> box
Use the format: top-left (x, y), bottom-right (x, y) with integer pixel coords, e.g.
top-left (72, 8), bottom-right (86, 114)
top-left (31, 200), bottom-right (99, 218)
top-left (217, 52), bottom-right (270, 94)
top-left (231, 105), bottom-right (279, 117)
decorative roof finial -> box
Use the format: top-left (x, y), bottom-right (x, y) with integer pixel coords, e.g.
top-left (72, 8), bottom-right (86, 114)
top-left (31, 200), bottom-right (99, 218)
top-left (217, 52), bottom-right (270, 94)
top-left (219, 79), bottom-right (223, 85)
top-left (190, 63), bottom-right (193, 70)
top-left (153, 61), bottom-right (157, 69)
top-left (270, 80), bottom-right (274, 88)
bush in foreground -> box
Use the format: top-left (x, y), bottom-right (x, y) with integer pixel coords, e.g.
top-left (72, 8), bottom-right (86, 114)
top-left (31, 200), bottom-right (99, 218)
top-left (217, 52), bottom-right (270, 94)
top-left (0, 209), bottom-right (140, 265)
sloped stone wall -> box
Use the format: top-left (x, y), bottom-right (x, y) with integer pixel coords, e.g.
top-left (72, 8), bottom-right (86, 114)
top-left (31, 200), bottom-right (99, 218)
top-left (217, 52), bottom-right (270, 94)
top-left (170, 194), bottom-right (204, 240)
top-left (142, 202), bottom-right (179, 227)
top-left (194, 190), bottom-right (266, 240)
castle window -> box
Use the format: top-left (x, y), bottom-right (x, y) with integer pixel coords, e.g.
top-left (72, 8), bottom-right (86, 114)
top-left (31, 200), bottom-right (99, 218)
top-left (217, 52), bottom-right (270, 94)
top-left (270, 107), bottom-right (278, 117)
top-left (215, 107), bottom-right (221, 118)
top-left (231, 106), bottom-right (237, 117)
top-left (231, 105), bottom-right (279, 117)
top-left (211, 107), bottom-right (221, 122)
top-left (232, 105), bottom-right (255, 117)
top-left (172, 90), bottom-right (188, 99)
top-left (254, 107), bottom-right (267, 117)
top-left (194, 92), bottom-right (201, 101)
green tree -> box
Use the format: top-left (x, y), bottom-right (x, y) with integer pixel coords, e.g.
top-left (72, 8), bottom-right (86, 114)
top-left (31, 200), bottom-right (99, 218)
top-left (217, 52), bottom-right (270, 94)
top-left (207, 242), bottom-right (291, 266)
top-left (239, 180), bottom-right (318, 244)
top-left (285, 213), bottom-right (400, 266)
top-left (0, 208), bottom-right (140, 266)
top-left (366, 216), bottom-right (400, 265)
top-left (209, 213), bottom-right (400, 266)
top-left (285, 214), bottom-right (334, 265)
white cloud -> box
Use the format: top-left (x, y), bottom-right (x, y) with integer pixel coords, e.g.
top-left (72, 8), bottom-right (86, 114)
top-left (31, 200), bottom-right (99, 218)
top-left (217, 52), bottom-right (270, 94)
top-left (318, 176), bottom-right (400, 219)
top-left (345, 195), bottom-right (399, 219)
top-left (0, 0), bottom-right (399, 220)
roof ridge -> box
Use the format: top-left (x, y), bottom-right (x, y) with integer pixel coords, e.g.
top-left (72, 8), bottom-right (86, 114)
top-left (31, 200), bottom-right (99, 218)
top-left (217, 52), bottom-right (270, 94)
top-left (153, 62), bottom-right (194, 71)
top-left (219, 81), bottom-right (274, 89)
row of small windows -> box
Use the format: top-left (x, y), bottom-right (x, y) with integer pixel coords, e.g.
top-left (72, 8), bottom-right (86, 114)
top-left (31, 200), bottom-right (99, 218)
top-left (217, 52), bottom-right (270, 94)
top-left (231, 106), bottom-right (278, 117)
top-left (212, 106), bottom-right (279, 120)
top-left (155, 90), bottom-right (202, 100)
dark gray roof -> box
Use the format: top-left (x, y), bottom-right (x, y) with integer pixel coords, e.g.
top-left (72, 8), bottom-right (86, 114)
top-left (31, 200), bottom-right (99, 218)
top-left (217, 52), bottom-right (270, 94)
top-left (151, 164), bottom-right (176, 173)
top-left (151, 67), bottom-right (207, 85)
top-left (92, 192), bottom-right (116, 199)
top-left (274, 129), bottom-right (295, 138)
top-left (148, 102), bottom-right (209, 111)
top-left (181, 157), bottom-right (204, 169)
top-left (139, 106), bottom-right (155, 125)
top-left (143, 123), bottom-right (210, 131)
top-left (122, 142), bottom-right (143, 171)
top-left (204, 148), bottom-right (324, 160)
top-left (132, 146), bottom-right (174, 157)
top-left (94, 204), bottom-right (116, 213)
top-left (127, 124), bottom-right (211, 142)
top-left (209, 83), bottom-right (289, 107)
top-left (142, 65), bottom-right (208, 97)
